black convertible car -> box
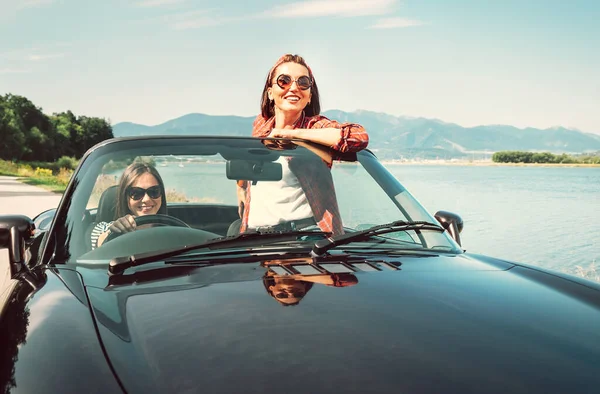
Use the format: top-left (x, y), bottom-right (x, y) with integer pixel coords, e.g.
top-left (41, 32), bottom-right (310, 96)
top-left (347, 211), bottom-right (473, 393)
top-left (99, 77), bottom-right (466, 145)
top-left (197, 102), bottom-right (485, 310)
top-left (1, 136), bottom-right (599, 394)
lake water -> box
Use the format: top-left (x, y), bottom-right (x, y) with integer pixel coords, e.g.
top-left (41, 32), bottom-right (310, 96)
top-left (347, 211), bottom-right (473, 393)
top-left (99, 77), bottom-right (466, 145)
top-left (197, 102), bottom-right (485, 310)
top-left (157, 163), bottom-right (599, 280)
top-left (387, 165), bottom-right (600, 278)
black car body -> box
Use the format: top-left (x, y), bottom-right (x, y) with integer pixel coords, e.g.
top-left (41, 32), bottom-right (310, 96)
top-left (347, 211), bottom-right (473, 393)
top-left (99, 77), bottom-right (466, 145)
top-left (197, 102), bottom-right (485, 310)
top-left (1, 136), bottom-right (600, 394)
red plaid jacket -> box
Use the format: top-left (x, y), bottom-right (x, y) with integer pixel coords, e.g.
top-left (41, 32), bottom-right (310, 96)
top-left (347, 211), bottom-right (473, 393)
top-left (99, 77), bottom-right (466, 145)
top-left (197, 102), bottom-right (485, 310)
top-left (239, 113), bottom-right (369, 235)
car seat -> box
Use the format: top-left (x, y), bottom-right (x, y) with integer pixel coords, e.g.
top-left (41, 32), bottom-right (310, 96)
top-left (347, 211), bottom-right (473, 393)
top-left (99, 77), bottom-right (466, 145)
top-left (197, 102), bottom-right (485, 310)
top-left (226, 218), bottom-right (242, 236)
top-left (96, 185), bottom-right (119, 223)
top-left (84, 185), bottom-right (118, 250)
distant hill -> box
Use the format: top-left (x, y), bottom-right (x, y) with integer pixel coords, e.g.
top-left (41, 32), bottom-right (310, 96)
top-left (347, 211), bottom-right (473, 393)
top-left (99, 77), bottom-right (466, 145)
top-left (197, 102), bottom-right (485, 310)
top-left (112, 110), bottom-right (600, 160)
top-left (113, 113), bottom-right (252, 137)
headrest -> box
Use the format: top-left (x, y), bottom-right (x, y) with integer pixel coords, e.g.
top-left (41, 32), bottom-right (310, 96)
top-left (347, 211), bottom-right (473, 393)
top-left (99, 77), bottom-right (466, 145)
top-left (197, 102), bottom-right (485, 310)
top-left (96, 185), bottom-right (118, 223)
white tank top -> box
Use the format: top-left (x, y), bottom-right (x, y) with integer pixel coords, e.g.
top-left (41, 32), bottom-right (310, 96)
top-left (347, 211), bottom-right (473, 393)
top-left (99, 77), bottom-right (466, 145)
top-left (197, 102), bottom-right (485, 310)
top-left (247, 157), bottom-right (313, 227)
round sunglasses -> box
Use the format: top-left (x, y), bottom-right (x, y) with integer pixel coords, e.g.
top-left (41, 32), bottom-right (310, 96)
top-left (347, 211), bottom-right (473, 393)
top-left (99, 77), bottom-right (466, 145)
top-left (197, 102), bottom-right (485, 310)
top-left (274, 74), bottom-right (312, 91)
top-left (127, 185), bottom-right (161, 201)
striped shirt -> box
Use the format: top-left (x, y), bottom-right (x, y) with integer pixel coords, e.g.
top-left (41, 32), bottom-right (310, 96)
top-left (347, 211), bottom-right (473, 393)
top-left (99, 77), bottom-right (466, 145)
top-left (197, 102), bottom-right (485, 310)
top-left (239, 113), bottom-right (369, 236)
top-left (90, 221), bottom-right (112, 249)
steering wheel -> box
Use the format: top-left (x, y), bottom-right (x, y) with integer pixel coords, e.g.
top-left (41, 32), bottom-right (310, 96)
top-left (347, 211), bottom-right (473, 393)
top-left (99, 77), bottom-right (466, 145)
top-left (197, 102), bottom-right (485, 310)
top-left (105, 214), bottom-right (190, 243)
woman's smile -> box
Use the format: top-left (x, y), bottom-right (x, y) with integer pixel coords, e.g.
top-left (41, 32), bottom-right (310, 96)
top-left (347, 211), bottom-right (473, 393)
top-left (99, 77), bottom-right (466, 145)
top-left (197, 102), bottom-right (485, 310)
top-left (138, 204), bottom-right (156, 214)
top-left (128, 173), bottom-right (162, 216)
top-left (268, 62), bottom-right (311, 115)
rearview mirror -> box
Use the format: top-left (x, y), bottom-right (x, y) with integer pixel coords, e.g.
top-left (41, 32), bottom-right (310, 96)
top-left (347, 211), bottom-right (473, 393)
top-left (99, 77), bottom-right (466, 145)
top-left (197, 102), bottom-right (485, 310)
top-left (226, 160), bottom-right (282, 183)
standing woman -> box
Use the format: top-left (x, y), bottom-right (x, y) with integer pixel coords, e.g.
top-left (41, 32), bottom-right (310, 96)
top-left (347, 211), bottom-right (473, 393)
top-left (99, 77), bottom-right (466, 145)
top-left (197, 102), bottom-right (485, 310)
top-left (91, 161), bottom-right (168, 249)
top-left (237, 53), bottom-right (369, 236)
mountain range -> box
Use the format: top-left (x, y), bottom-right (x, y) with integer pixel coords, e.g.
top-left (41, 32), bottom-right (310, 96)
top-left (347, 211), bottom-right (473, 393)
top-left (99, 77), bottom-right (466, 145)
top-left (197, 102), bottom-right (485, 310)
top-left (112, 110), bottom-right (600, 160)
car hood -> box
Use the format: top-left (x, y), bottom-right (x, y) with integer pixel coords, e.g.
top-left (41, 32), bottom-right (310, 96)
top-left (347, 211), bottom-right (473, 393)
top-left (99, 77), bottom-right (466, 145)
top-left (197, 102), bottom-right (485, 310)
top-left (83, 253), bottom-right (600, 394)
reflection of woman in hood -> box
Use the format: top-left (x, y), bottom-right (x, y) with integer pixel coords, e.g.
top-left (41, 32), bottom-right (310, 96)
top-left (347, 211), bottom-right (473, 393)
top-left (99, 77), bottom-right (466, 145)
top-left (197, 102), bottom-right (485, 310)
top-left (263, 272), bottom-right (314, 307)
top-left (262, 264), bottom-right (359, 306)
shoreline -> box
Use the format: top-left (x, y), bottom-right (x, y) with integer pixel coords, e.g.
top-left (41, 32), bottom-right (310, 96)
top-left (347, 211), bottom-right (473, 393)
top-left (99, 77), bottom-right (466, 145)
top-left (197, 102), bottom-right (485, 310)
top-left (380, 160), bottom-right (600, 167)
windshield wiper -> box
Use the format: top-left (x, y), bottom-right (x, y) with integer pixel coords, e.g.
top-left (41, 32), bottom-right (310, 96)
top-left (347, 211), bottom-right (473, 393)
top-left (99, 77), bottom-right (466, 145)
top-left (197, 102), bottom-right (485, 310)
top-left (311, 220), bottom-right (445, 256)
top-left (108, 229), bottom-right (329, 275)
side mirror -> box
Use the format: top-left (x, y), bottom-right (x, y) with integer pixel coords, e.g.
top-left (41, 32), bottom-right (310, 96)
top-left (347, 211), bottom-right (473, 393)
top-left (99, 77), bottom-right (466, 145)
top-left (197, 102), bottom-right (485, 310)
top-left (434, 210), bottom-right (463, 247)
top-left (0, 215), bottom-right (35, 275)
top-left (33, 208), bottom-right (56, 233)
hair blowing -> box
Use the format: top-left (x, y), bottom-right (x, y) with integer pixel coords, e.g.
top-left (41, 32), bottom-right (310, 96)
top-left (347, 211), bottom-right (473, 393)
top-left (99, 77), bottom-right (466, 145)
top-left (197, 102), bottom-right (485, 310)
top-left (260, 54), bottom-right (321, 119)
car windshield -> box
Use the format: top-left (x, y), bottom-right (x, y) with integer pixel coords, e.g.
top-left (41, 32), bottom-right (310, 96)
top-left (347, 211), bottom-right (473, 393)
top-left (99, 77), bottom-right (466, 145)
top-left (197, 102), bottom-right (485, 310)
top-left (48, 137), bottom-right (461, 264)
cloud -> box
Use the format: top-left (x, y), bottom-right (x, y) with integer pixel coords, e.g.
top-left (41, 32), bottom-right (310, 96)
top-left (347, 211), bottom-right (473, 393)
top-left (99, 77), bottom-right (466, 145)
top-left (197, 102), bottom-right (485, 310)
top-left (263, 0), bottom-right (396, 18)
top-left (0, 68), bottom-right (31, 74)
top-left (151, 0), bottom-right (409, 30)
top-left (17, 0), bottom-right (54, 9)
top-left (0, 46), bottom-right (69, 60)
top-left (28, 53), bottom-right (65, 61)
top-left (162, 9), bottom-right (224, 30)
top-left (0, 0), bottom-right (53, 18)
top-left (135, 0), bottom-right (187, 7)
top-left (368, 17), bottom-right (425, 29)
top-left (0, 48), bottom-right (66, 74)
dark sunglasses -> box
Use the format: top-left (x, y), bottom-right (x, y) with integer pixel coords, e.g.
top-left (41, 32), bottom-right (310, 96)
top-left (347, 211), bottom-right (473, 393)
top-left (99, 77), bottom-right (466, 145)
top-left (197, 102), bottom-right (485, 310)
top-left (275, 74), bottom-right (312, 91)
top-left (127, 185), bottom-right (161, 201)
top-left (275, 290), bottom-right (306, 299)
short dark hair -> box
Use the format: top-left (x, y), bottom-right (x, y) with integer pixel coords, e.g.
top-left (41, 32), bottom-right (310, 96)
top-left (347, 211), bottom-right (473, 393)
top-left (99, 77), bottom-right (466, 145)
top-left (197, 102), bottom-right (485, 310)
top-left (260, 53), bottom-right (321, 119)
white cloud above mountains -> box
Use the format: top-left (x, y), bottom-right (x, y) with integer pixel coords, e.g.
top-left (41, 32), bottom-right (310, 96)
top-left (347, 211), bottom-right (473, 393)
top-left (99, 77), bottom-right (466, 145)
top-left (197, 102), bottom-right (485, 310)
top-left (0, 68), bottom-right (32, 74)
top-left (0, 0), bottom-right (53, 20)
top-left (18, 0), bottom-right (55, 8)
top-left (166, 9), bottom-right (222, 29)
top-left (149, 0), bottom-right (423, 30)
top-left (368, 17), bottom-right (424, 29)
top-left (28, 53), bottom-right (65, 61)
top-left (0, 47), bottom-right (67, 75)
top-left (135, 0), bottom-right (188, 7)
top-left (263, 0), bottom-right (396, 18)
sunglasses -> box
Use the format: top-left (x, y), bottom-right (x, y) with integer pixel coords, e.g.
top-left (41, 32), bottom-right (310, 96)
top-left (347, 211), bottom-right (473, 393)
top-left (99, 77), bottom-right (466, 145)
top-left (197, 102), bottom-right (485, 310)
top-left (127, 185), bottom-right (161, 201)
top-left (275, 290), bottom-right (306, 299)
top-left (274, 74), bottom-right (312, 91)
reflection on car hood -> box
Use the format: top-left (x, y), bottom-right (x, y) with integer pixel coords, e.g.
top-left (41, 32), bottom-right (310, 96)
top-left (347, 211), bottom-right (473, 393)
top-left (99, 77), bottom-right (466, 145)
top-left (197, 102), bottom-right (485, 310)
top-left (84, 253), bottom-right (600, 394)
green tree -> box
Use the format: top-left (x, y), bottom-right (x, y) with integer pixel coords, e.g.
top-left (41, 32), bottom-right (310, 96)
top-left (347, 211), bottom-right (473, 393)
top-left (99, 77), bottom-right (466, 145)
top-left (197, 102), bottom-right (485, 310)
top-left (1, 94), bottom-right (56, 161)
top-left (531, 152), bottom-right (554, 163)
top-left (50, 111), bottom-right (79, 158)
top-left (0, 94), bottom-right (114, 161)
top-left (0, 100), bottom-right (27, 160)
top-left (76, 116), bottom-right (113, 157)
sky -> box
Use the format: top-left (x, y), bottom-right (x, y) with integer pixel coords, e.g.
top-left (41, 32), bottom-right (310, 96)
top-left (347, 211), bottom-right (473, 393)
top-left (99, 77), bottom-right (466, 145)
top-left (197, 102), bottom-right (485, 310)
top-left (1, 0), bottom-right (599, 134)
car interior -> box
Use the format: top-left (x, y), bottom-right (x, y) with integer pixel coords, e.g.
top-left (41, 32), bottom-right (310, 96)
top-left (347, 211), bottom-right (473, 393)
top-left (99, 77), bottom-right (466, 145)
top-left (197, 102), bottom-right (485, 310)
top-left (83, 185), bottom-right (240, 251)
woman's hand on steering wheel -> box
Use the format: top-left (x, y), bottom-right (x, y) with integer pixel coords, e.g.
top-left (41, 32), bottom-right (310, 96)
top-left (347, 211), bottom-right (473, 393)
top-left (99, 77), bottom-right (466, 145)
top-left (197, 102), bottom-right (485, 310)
top-left (109, 214), bottom-right (137, 235)
top-left (96, 214), bottom-right (135, 247)
top-left (103, 214), bottom-right (190, 244)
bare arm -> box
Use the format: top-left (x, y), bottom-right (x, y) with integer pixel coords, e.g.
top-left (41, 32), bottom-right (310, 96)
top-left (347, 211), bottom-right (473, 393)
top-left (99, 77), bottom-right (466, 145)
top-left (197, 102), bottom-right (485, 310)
top-left (269, 128), bottom-right (343, 147)
top-left (236, 183), bottom-right (246, 218)
top-left (96, 215), bottom-right (136, 247)
top-left (293, 140), bottom-right (334, 166)
top-left (269, 119), bottom-right (368, 153)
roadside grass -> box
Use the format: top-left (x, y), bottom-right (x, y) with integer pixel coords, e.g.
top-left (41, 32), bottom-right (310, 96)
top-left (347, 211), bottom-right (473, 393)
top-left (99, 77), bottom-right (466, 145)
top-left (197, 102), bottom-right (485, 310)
top-left (0, 159), bottom-right (74, 193)
top-left (0, 159), bottom-right (22, 176)
top-left (21, 170), bottom-right (72, 193)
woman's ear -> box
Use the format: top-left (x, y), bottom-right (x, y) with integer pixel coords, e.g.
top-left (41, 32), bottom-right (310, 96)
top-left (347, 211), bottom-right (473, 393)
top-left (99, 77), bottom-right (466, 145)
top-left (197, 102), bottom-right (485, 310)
top-left (267, 87), bottom-right (273, 101)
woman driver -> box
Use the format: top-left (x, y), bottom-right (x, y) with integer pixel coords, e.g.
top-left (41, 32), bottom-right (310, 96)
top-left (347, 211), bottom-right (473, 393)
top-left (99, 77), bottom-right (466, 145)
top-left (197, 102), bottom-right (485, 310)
top-left (91, 161), bottom-right (167, 249)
